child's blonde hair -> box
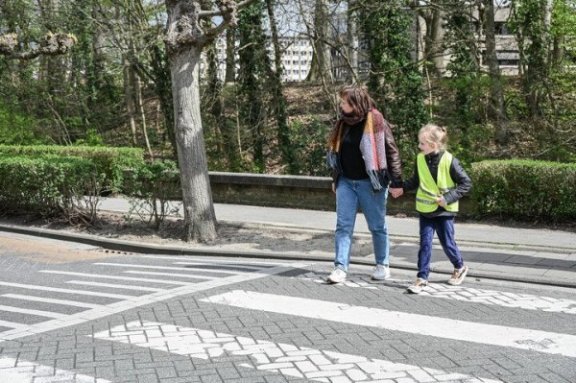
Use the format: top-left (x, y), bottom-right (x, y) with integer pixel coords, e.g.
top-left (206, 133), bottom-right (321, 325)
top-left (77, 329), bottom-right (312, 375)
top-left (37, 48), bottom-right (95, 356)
top-left (419, 124), bottom-right (448, 150)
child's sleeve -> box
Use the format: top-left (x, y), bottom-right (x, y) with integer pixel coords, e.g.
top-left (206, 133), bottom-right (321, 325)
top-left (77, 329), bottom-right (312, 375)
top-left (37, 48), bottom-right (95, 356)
top-left (444, 158), bottom-right (472, 204)
top-left (402, 164), bottom-right (419, 192)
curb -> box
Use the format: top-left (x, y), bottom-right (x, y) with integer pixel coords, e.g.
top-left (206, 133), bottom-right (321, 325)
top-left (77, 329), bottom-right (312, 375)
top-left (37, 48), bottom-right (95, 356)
top-left (1, 222), bottom-right (575, 289)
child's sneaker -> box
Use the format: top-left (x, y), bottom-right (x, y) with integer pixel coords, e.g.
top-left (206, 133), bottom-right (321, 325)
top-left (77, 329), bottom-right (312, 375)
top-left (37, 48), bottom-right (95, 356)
top-left (448, 265), bottom-right (469, 285)
top-left (407, 278), bottom-right (428, 294)
top-left (371, 264), bottom-right (391, 280)
top-left (327, 268), bottom-right (347, 283)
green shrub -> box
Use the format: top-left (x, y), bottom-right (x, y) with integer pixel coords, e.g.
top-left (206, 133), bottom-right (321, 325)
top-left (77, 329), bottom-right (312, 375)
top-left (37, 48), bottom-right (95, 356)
top-left (0, 155), bottom-right (99, 220)
top-left (0, 145), bottom-right (144, 192)
top-left (470, 160), bottom-right (576, 221)
top-left (123, 160), bottom-right (181, 229)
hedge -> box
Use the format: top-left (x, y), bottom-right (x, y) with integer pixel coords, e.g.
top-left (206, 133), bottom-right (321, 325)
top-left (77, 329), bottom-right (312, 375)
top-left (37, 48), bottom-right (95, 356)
top-left (0, 155), bottom-right (98, 218)
top-left (470, 160), bottom-right (576, 221)
top-left (0, 145), bottom-right (144, 192)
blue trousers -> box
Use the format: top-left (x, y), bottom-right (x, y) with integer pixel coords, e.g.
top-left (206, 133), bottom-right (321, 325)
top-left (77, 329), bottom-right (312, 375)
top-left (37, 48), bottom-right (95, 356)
top-left (334, 176), bottom-right (389, 271)
top-left (417, 215), bottom-right (464, 280)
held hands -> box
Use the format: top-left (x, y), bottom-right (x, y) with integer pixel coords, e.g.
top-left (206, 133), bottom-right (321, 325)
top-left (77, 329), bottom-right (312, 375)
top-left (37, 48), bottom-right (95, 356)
top-left (436, 195), bottom-right (447, 207)
top-left (389, 187), bottom-right (403, 199)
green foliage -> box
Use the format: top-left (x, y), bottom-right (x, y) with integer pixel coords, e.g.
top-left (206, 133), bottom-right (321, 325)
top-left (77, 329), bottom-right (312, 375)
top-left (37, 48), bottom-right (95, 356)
top-left (0, 102), bottom-right (48, 145)
top-left (359, 0), bottom-right (428, 148)
top-left (288, 117), bottom-right (330, 176)
top-left (237, 1), bottom-right (272, 173)
top-left (470, 160), bottom-right (576, 221)
top-left (123, 160), bottom-right (181, 229)
top-left (0, 155), bottom-right (98, 221)
top-left (0, 145), bottom-right (144, 192)
top-left (74, 128), bottom-right (104, 146)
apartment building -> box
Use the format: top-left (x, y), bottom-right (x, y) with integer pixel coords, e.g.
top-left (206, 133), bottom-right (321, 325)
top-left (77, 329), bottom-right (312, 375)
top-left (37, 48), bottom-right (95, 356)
top-left (200, 35), bottom-right (313, 83)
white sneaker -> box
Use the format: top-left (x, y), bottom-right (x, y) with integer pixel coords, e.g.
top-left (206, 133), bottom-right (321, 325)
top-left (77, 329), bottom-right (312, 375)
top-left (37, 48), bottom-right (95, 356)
top-left (327, 268), bottom-right (347, 283)
top-left (448, 265), bottom-right (469, 286)
top-left (371, 264), bottom-right (391, 280)
top-left (407, 278), bottom-right (428, 294)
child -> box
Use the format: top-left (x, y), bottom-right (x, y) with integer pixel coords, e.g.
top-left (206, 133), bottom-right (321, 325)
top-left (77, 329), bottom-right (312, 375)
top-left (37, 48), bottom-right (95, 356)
top-left (396, 124), bottom-right (472, 294)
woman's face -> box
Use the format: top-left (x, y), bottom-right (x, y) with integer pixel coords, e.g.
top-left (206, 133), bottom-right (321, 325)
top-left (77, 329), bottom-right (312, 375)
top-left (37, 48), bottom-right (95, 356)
top-left (340, 97), bottom-right (354, 114)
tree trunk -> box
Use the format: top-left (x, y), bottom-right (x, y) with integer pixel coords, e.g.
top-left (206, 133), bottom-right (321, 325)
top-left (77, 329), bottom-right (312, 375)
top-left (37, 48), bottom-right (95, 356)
top-left (123, 55), bottom-right (138, 146)
top-left (170, 47), bottom-right (217, 242)
top-left (347, 0), bottom-right (359, 82)
top-left (225, 28), bottom-right (236, 84)
top-left (265, 0), bottom-right (295, 173)
top-left (307, 0), bottom-right (332, 82)
top-left (483, 0), bottom-right (507, 142)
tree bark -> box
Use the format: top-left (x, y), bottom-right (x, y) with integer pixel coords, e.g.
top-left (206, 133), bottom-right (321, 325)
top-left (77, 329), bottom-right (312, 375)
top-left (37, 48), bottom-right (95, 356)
top-left (307, 0), bottom-right (332, 82)
top-left (483, 0), bottom-right (507, 142)
top-left (347, 0), bottom-right (359, 82)
top-left (170, 47), bottom-right (217, 242)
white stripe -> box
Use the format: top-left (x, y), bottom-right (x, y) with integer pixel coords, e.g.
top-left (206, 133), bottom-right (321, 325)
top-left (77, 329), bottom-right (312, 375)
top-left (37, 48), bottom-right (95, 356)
top-left (0, 320), bottom-right (26, 329)
top-left (139, 254), bottom-right (291, 266)
top-left (309, 275), bottom-right (576, 315)
top-left (172, 261), bottom-right (263, 270)
top-left (93, 321), bottom-right (502, 383)
top-left (40, 270), bottom-right (191, 285)
top-left (94, 262), bottom-right (237, 274)
top-left (420, 284), bottom-right (576, 315)
top-left (0, 304), bottom-right (67, 319)
top-left (123, 270), bottom-right (215, 280)
top-left (66, 280), bottom-right (163, 292)
top-left (0, 263), bottom-right (306, 342)
top-left (2, 294), bottom-right (103, 309)
top-left (0, 281), bottom-right (133, 300)
top-left (202, 290), bottom-right (576, 359)
top-left (0, 356), bottom-right (109, 383)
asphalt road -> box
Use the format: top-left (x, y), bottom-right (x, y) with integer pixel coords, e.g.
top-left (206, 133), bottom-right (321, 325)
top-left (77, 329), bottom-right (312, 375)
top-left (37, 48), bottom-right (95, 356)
top-left (0, 234), bottom-right (575, 383)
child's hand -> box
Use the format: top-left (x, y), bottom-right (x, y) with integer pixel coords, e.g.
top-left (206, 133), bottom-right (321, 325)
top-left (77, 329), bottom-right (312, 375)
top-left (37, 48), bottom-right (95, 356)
top-left (389, 188), bottom-right (403, 198)
top-left (436, 196), bottom-right (447, 207)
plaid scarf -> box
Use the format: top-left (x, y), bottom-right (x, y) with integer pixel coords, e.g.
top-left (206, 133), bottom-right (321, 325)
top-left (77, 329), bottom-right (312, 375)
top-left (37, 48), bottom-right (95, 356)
top-left (328, 108), bottom-right (388, 190)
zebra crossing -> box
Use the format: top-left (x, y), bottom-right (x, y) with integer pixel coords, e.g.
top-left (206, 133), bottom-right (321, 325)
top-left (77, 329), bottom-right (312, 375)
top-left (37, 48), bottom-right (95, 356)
top-left (0, 255), bottom-right (304, 341)
top-left (0, 259), bottom-right (575, 382)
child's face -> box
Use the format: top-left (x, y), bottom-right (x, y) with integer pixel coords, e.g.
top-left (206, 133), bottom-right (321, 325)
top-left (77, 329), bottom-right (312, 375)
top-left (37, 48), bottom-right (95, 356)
top-left (340, 97), bottom-right (354, 114)
top-left (418, 134), bottom-right (437, 155)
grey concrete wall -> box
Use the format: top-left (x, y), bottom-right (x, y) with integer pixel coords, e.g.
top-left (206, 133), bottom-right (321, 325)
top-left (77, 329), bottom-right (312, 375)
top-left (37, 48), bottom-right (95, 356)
top-left (208, 172), bottom-right (476, 217)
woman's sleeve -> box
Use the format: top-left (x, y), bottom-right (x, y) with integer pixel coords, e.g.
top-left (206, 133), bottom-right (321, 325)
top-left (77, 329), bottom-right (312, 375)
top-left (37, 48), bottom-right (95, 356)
top-left (383, 121), bottom-right (403, 187)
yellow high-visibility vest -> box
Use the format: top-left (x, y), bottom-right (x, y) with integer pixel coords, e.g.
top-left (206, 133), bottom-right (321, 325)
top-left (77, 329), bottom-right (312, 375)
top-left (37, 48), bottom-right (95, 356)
top-left (416, 151), bottom-right (459, 213)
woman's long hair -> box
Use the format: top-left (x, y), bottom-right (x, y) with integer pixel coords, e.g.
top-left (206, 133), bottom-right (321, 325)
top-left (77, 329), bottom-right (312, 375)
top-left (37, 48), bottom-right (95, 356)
top-left (328, 85), bottom-right (376, 150)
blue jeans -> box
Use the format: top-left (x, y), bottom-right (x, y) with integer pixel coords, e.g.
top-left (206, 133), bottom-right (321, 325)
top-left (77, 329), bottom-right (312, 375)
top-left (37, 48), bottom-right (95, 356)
top-left (417, 215), bottom-right (464, 280)
top-left (334, 176), bottom-right (389, 271)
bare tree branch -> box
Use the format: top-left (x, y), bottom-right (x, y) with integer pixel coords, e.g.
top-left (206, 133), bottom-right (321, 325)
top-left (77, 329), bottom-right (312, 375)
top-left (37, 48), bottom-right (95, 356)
top-left (0, 32), bottom-right (76, 60)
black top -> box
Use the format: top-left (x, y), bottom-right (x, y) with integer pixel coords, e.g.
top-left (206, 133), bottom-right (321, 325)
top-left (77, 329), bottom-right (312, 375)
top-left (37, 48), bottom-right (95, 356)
top-left (340, 121), bottom-right (368, 180)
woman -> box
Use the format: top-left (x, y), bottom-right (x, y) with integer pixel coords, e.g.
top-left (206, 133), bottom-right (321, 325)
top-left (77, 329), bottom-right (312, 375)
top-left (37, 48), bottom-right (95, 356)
top-left (326, 85), bottom-right (403, 283)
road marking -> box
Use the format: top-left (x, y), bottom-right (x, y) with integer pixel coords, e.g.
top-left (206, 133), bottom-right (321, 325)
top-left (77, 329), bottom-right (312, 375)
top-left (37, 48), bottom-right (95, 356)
top-left (2, 294), bottom-right (103, 309)
top-left (40, 270), bottom-right (192, 285)
top-left (305, 274), bottom-right (576, 314)
top-left (123, 270), bottom-right (215, 280)
top-left (93, 321), bottom-right (502, 383)
top-left (419, 284), bottom-right (576, 315)
top-left (0, 304), bottom-right (68, 319)
top-left (172, 261), bottom-right (262, 271)
top-left (202, 290), bottom-right (576, 359)
top-left (93, 262), bottom-right (238, 274)
top-left (0, 281), bottom-right (133, 300)
top-left (139, 254), bottom-right (290, 266)
top-left (0, 320), bottom-right (26, 330)
top-left (66, 280), bottom-right (164, 292)
top-left (0, 263), bottom-right (308, 342)
top-left (0, 356), bottom-right (108, 383)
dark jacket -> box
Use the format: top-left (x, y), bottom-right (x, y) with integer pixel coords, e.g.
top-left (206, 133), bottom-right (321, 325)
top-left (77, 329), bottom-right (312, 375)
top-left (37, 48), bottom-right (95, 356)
top-left (327, 115), bottom-right (402, 190)
top-left (403, 151), bottom-right (472, 217)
